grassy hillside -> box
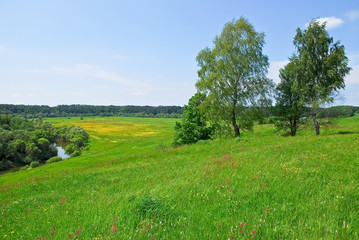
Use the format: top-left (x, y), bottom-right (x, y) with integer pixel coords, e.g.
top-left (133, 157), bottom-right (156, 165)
top-left (1, 116), bottom-right (358, 239)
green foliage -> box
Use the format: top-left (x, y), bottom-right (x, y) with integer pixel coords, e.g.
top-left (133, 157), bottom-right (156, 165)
top-left (57, 125), bottom-right (89, 157)
top-left (293, 19), bottom-right (351, 135)
top-left (0, 116), bottom-right (58, 171)
top-left (318, 106), bottom-right (358, 118)
top-left (69, 135), bottom-right (87, 147)
top-left (25, 142), bottom-right (41, 159)
top-left (173, 93), bottom-right (213, 146)
top-left (196, 17), bottom-right (274, 137)
top-left (65, 143), bottom-right (80, 155)
top-left (0, 115), bottom-right (88, 170)
top-left (71, 150), bottom-right (81, 157)
top-left (0, 159), bottom-right (13, 171)
top-left (20, 164), bottom-right (29, 171)
top-left (0, 115), bottom-right (11, 126)
top-left (37, 137), bottom-right (50, 150)
top-left (275, 61), bottom-right (305, 136)
top-left (29, 161), bottom-right (39, 168)
top-left (47, 156), bottom-right (63, 164)
top-left (10, 116), bottom-right (34, 130)
top-left (24, 156), bottom-right (33, 163)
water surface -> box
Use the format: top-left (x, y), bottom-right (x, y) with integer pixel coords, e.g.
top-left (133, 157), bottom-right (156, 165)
top-left (56, 145), bottom-right (70, 159)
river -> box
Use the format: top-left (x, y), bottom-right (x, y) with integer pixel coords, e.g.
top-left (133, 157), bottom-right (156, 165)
top-left (56, 145), bottom-right (70, 159)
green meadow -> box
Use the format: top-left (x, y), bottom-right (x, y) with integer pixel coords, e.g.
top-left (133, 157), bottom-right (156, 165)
top-left (1, 116), bottom-right (358, 239)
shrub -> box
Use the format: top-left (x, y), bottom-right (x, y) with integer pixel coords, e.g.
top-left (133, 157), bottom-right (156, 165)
top-left (70, 135), bottom-right (86, 147)
top-left (30, 161), bottom-right (39, 168)
top-left (65, 143), bottom-right (80, 155)
top-left (174, 93), bottom-right (213, 146)
top-left (0, 160), bottom-right (14, 171)
top-left (24, 156), bottom-right (33, 163)
top-left (47, 156), bottom-right (62, 164)
top-left (20, 164), bottom-right (30, 171)
top-left (71, 150), bottom-right (81, 157)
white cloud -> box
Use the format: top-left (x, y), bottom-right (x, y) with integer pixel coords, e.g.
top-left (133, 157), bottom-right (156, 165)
top-left (306, 17), bottom-right (344, 30)
top-left (346, 65), bottom-right (359, 84)
top-left (346, 10), bottom-right (359, 21)
top-left (267, 60), bottom-right (289, 84)
top-left (24, 64), bottom-right (196, 104)
top-left (28, 64), bottom-right (149, 89)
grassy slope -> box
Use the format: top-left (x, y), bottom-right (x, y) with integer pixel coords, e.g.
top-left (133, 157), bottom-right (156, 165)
top-left (0, 116), bottom-right (358, 239)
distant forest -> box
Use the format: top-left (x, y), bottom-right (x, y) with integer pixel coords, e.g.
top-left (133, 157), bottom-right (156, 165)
top-left (316, 105), bottom-right (359, 118)
top-left (0, 104), bottom-right (358, 119)
top-left (0, 104), bottom-right (184, 118)
top-left (273, 105), bottom-right (359, 119)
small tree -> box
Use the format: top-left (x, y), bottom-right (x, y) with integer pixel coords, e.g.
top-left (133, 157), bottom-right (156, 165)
top-left (196, 17), bottom-right (273, 137)
top-left (275, 60), bottom-right (305, 136)
top-left (173, 93), bottom-right (213, 146)
top-left (294, 20), bottom-right (351, 135)
top-left (30, 161), bottom-right (39, 168)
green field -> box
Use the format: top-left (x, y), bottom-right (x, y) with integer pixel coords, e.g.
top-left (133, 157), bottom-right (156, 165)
top-left (1, 116), bottom-right (358, 239)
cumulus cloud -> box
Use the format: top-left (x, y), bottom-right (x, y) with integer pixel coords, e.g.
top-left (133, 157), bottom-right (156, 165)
top-left (267, 60), bottom-right (289, 84)
top-left (346, 10), bottom-right (359, 21)
top-left (306, 17), bottom-right (344, 30)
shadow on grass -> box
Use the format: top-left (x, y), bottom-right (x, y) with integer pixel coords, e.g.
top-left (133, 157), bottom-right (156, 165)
top-left (337, 131), bottom-right (359, 135)
top-left (324, 131), bottom-right (359, 136)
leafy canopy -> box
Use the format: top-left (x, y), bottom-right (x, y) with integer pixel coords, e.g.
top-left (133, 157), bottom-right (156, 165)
top-left (275, 60), bottom-right (305, 136)
top-left (294, 20), bottom-right (351, 105)
top-left (173, 93), bottom-right (212, 146)
top-left (293, 19), bottom-right (351, 135)
top-left (196, 17), bottom-right (273, 137)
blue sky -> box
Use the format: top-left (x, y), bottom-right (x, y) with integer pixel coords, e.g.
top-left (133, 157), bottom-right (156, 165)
top-left (0, 0), bottom-right (358, 106)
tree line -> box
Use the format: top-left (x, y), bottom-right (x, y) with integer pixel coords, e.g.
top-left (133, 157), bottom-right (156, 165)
top-left (0, 115), bottom-right (89, 171)
top-left (0, 105), bottom-right (183, 118)
top-left (174, 17), bottom-right (355, 145)
top-left (316, 106), bottom-right (359, 118)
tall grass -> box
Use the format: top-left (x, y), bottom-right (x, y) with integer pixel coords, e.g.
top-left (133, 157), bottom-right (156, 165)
top-left (0, 116), bottom-right (358, 239)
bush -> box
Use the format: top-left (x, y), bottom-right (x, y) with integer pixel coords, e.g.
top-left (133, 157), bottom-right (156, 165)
top-left (47, 156), bottom-right (62, 164)
top-left (71, 150), bottom-right (81, 157)
top-left (30, 161), bottom-right (39, 168)
top-left (65, 143), bottom-right (80, 155)
top-left (70, 135), bottom-right (86, 147)
top-left (174, 93), bottom-right (213, 146)
top-left (20, 165), bottom-right (30, 171)
top-left (24, 156), bottom-right (33, 163)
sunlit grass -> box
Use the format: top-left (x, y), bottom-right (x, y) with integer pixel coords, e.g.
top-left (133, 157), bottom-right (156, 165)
top-left (0, 116), bottom-right (358, 239)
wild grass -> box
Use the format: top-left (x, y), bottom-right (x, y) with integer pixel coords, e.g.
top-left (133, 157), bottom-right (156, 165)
top-left (0, 116), bottom-right (358, 239)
